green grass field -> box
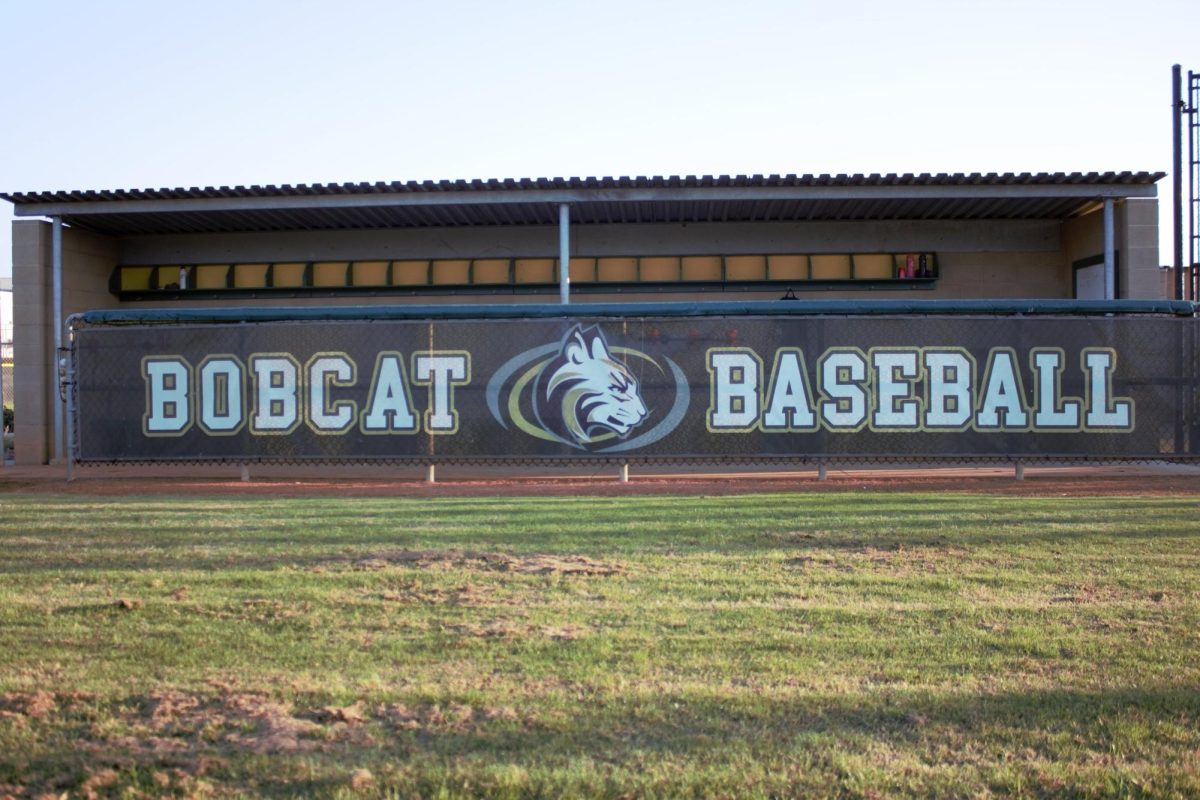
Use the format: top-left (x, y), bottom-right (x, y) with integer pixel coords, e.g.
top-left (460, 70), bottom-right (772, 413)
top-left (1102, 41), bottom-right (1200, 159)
top-left (0, 492), bottom-right (1197, 798)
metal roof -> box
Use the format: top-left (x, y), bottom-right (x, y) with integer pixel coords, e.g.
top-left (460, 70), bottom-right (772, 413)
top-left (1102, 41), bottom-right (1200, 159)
top-left (1, 172), bottom-right (1165, 236)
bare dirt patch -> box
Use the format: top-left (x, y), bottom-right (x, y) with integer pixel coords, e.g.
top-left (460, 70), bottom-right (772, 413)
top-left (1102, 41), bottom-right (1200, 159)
top-left (350, 549), bottom-right (625, 576)
top-left (377, 701), bottom-right (520, 733)
top-left (0, 691), bottom-right (56, 721)
top-left (78, 768), bottom-right (119, 800)
top-left (348, 768), bottom-right (375, 792)
top-left (317, 701), bottom-right (368, 725)
top-left (444, 620), bottom-right (590, 641)
top-left (4, 685), bottom-right (529, 788)
top-left (184, 599), bottom-right (315, 623)
top-left (378, 581), bottom-right (491, 606)
top-left (138, 689), bottom-right (324, 755)
top-left (1, 686), bottom-right (396, 797)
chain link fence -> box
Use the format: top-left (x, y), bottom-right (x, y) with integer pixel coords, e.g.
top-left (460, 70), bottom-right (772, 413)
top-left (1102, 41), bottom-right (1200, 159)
top-left (2, 340), bottom-right (12, 467)
top-left (2, 340), bottom-right (11, 409)
top-left (3, 283), bottom-right (13, 458)
top-left (66, 302), bottom-right (1200, 467)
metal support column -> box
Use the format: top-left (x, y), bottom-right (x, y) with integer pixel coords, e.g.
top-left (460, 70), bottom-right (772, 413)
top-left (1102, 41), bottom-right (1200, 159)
top-left (558, 203), bottom-right (570, 305)
top-left (1188, 69), bottom-right (1199, 300)
top-left (1103, 198), bottom-right (1115, 299)
top-left (51, 216), bottom-right (63, 462)
top-left (1173, 65), bottom-right (1185, 300)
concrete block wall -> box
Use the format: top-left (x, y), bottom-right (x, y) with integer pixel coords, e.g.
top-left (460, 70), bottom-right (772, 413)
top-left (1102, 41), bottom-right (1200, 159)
top-left (933, 251), bottom-right (1067, 298)
top-left (117, 218), bottom-right (1067, 303)
top-left (119, 219), bottom-right (1062, 264)
top-left (1060, 199), bottom-right (1165, 299)
top-left (10, 221), bottom-right (118, 465)
top-left (1120, 199), bottom-right (1164, 299)
top-left (62, 226), bottom-right (121, 316)
top-left (12, 221), bottom-right (53, 464)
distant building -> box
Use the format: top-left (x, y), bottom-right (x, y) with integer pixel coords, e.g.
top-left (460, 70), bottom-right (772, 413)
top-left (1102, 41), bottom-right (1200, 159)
top-left (1, 276), bottom-right (12, 411)
top-left (0, 278), bottom-right (11, 338)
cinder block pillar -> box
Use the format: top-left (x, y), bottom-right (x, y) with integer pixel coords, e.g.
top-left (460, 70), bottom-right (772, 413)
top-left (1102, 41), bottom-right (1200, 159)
top-left (10, 221), bottom-right (119, 465)
top-left (1118, 199), bottom-right (1165, 299)
top-left (12, 221), bottom-right (52, 465)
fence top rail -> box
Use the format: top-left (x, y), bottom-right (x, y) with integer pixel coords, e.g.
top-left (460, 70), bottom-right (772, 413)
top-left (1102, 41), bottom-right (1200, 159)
top-left (69, 299), bottom-right (1200, 328)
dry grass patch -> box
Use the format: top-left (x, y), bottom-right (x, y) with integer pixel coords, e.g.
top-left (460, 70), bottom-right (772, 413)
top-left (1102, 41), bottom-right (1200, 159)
top-left (349, 549), bottom-right (625, 576)
top-left (445, 620), bottom-right (590, 641)
top-left (378, 581), bottom-right (491, 606)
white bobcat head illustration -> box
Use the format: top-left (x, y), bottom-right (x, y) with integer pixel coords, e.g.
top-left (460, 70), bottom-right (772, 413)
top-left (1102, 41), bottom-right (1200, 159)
top-left (534, 325), bottom-right (649, 445)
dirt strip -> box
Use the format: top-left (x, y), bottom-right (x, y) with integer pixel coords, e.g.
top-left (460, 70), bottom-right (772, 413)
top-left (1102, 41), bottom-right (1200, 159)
top-left (1, 463), bottom-right (1198, 497)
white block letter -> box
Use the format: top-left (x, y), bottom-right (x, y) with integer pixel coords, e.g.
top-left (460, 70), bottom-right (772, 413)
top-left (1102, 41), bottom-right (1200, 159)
top-left (871, 350), bottom-right (921, 429)
top-left (307, 354), bottom-right (356, 433)
top-left (199, 357), bottom-right (243, 434)
top-left (362, 353), bottom-right (417, 433)
top-left (819, 350), bottom-right (868, 430)
top-left (251, 355), bottom-right (299, 433)
top-left (1032, 349), bottom-right (1081, 430)
top-left (976, 349), bottom-right (1029, 430)
top-left (143, 357), bottom-right (191, 435)
top-left (762, 349), bottom-right (816, 431)
top-left (414, 352), bottom-right (470, 433)
top-left (707, 349), bottom-right (760, 430)
top-left (924, 350), bottom-right (972, 430)
top-left (1083, 349), bottom-right (1133, 430)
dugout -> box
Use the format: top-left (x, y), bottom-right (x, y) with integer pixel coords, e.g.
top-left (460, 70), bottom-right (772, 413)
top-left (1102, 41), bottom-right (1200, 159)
top-left (2, 171), bottom-right (1167, 465)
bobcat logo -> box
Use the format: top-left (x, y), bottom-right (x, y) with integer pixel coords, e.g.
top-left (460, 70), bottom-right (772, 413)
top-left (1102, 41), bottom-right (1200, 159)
top-left (533, 325), bottom-right (648, 445)
top-left (486, 323), bottom-right (688, 452)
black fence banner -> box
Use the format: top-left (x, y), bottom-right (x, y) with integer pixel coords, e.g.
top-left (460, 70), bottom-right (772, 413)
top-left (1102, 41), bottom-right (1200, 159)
top-left (71, 311), bottom-right (1200, 463)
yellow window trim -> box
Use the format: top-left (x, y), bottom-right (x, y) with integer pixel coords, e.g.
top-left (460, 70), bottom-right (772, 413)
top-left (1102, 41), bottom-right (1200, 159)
top-left (112, 253), bottom-right (937, 293)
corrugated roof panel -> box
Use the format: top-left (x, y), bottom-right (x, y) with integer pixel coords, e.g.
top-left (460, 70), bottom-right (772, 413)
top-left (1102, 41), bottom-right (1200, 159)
top-left (1, 170), bottom-right (1164, 206)
top-left (19, 170), bottom-right (1163, 236)
top-left (50, 195), bottom-right (1106, 235)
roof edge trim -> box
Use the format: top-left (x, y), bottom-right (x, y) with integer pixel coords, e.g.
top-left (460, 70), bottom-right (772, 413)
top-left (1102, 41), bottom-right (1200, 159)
top-left (8, 181), bottom-right (1162, 218)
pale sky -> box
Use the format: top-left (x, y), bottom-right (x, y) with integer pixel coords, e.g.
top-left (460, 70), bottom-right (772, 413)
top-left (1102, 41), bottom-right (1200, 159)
top-left (2, 0), bottom-right (1198, 277)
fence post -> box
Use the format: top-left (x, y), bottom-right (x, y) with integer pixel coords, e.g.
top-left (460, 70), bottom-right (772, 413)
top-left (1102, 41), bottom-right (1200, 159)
top-left (63, 344), bottom-right (75, 483)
